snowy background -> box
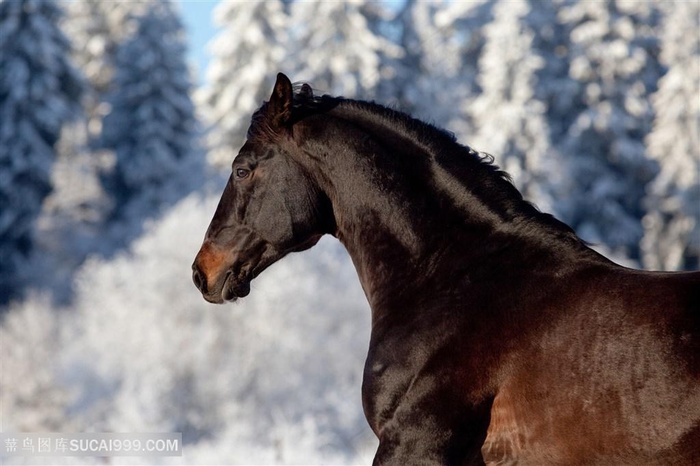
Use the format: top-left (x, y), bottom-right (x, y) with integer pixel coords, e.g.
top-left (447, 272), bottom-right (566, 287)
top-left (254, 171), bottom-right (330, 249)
top-left (1, 0), bottom-right (698, 464)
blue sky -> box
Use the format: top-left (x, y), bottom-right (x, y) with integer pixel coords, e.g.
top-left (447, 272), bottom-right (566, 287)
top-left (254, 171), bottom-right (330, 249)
top-left (177, 0), bottom-right (218, 83)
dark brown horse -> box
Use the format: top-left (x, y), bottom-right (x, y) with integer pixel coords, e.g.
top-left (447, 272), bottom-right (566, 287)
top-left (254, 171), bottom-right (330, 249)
top-left (192, 73), bottom-right (700, 465)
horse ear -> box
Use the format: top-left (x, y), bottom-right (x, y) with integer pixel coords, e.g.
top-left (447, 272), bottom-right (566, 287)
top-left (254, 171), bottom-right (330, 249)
top-left (268, 73), bottom-right (293, 129)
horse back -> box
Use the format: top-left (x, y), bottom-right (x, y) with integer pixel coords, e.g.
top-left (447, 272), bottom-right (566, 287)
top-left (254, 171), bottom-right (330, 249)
top-left (483, 266), bottom-right (700, 465)
top-left (601, 268), bottom-right (700, 376)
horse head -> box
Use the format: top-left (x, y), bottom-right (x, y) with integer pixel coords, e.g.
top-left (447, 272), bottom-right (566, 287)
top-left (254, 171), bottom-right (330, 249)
top-left (192, 73), bottom-right (333, 303)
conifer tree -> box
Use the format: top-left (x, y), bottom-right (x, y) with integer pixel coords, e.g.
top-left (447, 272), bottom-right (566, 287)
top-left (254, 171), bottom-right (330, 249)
top-left (0, 0), bottom-right (85, 304)
top-left (470, 0), bottom-right (557, 211)
top-left (556, 0), bottom-right (663, 262)
top-left (63, 0), bottom-right (158, 138)
top-left (199, 0), bottom-right (289, 167)
top-left (383, 0), bottom-right (490, 137)
top-left (287, 0), bottom-right (397, 98)
top-left (98, 1), bottom-right (201, 229)
top-left (642, 0), bottom-right (700, 270)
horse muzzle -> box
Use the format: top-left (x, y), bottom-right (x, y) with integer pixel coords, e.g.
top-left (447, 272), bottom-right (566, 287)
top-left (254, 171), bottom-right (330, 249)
top-left (192, 235), bottom-right (280, 304)
top-left (192, 240), bottom-right (248, 303)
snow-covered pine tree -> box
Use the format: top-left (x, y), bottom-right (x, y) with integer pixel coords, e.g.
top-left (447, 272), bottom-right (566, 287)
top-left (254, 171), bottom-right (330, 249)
top-left (641, 1), bottom-right (700, 271)
top-left (528, 1), bottom-right (581, 146)
top-left (287, 0), bottom-right (398, 99)
top-left (469, 0), bottom-right (557, 212)
top-left (556, 0), bottom-right (663, 263)
top-left (63, 0), bottom-right (159, 138)
top-left (382, 0), bottom-right (490, 138)
top-left (63, 0), bottom-right (112, 101)
top-left (45, 1), bottom-right (164, 248)
top-left (382, 0), bottom-right (424, 111)
top-left (439, 0), bottom-right (494, 140)
top-left (525, 1), bottom-right (583, 219)
top-left (45, 1), bottom-right (111, 227)
top-left (0, 0), bottom-right (85, 305)
top-left (98, 1), bottom-right (201, 232)
top-left (61, 0), bottom-right (115, 172)
top-left (198, 0), bottom-right (289, 167)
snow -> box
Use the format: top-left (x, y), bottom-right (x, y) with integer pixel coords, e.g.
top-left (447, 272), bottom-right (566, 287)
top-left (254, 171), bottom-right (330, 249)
top-left (2, 193), bottom-right (375, 464)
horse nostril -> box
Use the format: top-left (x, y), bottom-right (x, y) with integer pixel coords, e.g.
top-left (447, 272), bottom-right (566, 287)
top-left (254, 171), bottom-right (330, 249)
top-left (192, 265), bottom-right (207, 294)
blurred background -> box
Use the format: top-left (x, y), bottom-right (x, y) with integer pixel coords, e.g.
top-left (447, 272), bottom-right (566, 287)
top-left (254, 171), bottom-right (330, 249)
top-left (0, 0), bottom-right (698, 464)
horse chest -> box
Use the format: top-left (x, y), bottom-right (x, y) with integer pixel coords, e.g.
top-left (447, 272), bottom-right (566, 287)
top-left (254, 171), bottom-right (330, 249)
top-left (361, 323), bottom-right (482, 437)
top-left (361, 338), bottom-right (429, 434)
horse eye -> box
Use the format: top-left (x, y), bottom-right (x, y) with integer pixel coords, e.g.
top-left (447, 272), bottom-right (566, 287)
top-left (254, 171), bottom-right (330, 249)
top-left (235, 168), bottom-right (250, 179)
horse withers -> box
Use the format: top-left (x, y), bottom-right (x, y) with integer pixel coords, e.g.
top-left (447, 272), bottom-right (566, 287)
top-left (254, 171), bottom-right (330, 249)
top-left (192, 73), bottom-right (700, 465)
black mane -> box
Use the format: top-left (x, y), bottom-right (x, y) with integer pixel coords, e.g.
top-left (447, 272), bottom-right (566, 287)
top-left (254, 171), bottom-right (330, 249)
top-left (254, 86), bottom-right (581, 242)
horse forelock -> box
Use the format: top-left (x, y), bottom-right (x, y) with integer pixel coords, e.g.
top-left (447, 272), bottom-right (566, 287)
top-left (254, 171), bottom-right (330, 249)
top-left (247, 102), bottom-right (275, 141)
top-left (248, 85), bottom-right (338, 141)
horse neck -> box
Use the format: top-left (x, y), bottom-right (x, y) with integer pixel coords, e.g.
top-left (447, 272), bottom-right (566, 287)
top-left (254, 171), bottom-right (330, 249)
top-left (294, 110), bottom-right (600, 311)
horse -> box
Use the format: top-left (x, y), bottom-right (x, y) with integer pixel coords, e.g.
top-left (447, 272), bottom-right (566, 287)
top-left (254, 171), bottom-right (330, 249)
top-left (192, 73), bottom-right (700, 465)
